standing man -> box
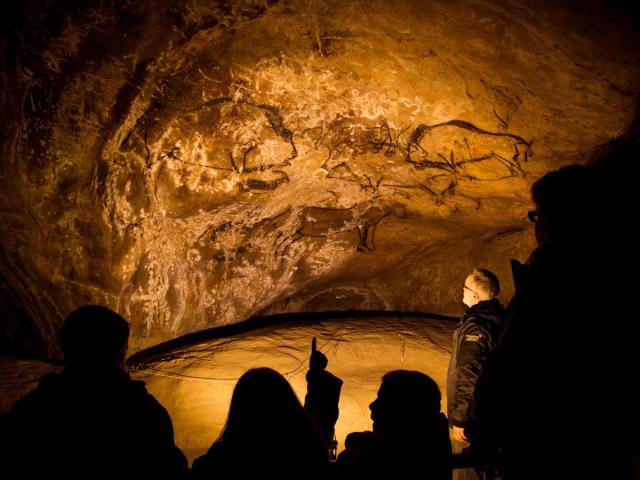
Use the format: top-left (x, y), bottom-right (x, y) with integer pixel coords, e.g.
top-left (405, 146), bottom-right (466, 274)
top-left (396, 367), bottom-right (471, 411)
top-left (447, 269), bottom-right (505, 476)
top-left (472, 165), bottom-right (635, 479)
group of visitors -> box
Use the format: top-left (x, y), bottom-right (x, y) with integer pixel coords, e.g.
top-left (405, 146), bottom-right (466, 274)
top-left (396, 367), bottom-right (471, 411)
top-left (0, 303), bottom-right (451, 479)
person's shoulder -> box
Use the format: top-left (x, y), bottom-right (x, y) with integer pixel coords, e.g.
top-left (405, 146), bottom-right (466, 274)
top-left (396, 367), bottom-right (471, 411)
top-left (206, 441), bottom-right (227, 459)
top-left (30, 371), bottom-right (64, 398)
top-left (460, 312), bottom-right (485, 332)
top-left (120, 376), bottom-right (171, 416)
top-left (2, 372), bottom-right (66, 428)
top-left (468, 299), bottom-right (505, 322)
top-left (128, 378), bottom-right (149, 393)
top-left (344, 430), bottom-right (374, 449)
top-left (192, 442), bottom-right (230, 477)
top-left (131, 382), bottom-right (164, 408)
top-left (338, 432), bottom-right (374, 471)
top-left (529, 239), bottom-right (579, 271)
top-left (191, 446), bottom-right (215, 471)
top-left (12, 372), bottom-right (62, 408)
top-left (484, 299), bottom-right (507, 320)
top-left (459, 316), bottom-right (496, 349)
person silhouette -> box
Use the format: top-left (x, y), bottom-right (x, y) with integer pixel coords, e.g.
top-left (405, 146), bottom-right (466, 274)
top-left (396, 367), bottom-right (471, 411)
top-left (0, 305), bottom-right (187, 479)
top-left (191, 367), bottom-right (328, 480)
top-left (471, 164), bottom-right (635, 479)
top-left (305, 337), bottom-right (343, 459)
top-left (337, 370), bottom-right (452, 480)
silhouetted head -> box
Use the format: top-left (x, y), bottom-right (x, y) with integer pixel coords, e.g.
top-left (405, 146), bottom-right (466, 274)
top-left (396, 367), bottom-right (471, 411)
top-left (61, 305), bottom-right (130, 369)
top-left (208, 368), bottom-right (327, 480)
top-left (463, 268), bottom-right (500, 307)
top-left (369, 370), bottom-right (441, 439)
top-left (530, 164), bottom-right (594, 244)
top-left (220, 368), bottom-right (322, 448)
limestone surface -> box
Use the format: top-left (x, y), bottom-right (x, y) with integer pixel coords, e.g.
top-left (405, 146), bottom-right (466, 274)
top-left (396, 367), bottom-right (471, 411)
top-left (1, 0), bottom-right (638, 354)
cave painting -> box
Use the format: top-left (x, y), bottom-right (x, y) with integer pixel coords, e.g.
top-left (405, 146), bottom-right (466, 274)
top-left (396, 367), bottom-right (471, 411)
top-left (139, 91), bottom-right (533, 210)
top-left (195, 199), bottom-right (392, 260)
top-left (404, 120), bottom-right (532, 180)
top-left (269, 200), bottom-right (393, 257)
top-left (141, 97), bottom-right (298, 212)
top-left (171, 97), bottom-right (297, 175)
top-left (320, 118), bottom-right (533, 206)
top-left (129, 97), bottom-right (535, 262)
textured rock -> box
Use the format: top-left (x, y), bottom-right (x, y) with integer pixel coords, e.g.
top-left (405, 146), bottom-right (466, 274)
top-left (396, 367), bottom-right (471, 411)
top-left (1, 0), bottom-right (638, 354)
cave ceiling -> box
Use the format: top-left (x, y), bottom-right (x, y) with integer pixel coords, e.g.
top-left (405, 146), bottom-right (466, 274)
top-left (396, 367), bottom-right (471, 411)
top-left (1, 0), bottom-right (638, 354)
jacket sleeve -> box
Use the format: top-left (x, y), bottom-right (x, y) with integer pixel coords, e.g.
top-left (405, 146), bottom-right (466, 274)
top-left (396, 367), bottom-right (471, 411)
top-left (449, 319), bottom-right (491, 428)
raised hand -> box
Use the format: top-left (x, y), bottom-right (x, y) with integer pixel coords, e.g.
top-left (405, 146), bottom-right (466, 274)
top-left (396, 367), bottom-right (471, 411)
top-left (309, 337), bottom-right (328, 371)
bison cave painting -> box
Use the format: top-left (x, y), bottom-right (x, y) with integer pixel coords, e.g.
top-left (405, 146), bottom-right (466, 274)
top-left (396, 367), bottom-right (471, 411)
top-left (405, 120), bottom-right (532, 179)
top-left (132, 90), bottom-right (532, 211)
top-left (322, 119), bottom-right (533, 206)
top-left (135, 97), bottom-right (298, 213)
top-left (162, 97), bottom-right (297, 175)
top-left (124, 97), bottom-right (534, 261)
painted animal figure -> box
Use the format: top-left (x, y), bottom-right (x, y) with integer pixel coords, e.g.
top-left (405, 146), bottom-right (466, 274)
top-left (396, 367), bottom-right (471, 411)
top-left (406, 120), bottom-right (533, 180)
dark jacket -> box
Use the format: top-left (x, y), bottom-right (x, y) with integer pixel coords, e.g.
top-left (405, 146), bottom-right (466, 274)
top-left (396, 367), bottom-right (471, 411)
top-left (471, 239), bottom-right (636, 479)
top-left (191, 438), bottom-right (329, 480)
top-left (191, 429), bottom-right (329, 480)
top-left (446, 298), bottom-right (505, 429)
top-left (336, 412), bottom-right (452, 480)
top-left (0, 366), bottom-right (187, 479)
top-left (305, 360), bottom-right (343, 446)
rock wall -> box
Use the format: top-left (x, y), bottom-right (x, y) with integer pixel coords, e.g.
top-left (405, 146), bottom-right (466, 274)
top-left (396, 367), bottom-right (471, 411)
top-left (1, 0), bottom-right (638, 354)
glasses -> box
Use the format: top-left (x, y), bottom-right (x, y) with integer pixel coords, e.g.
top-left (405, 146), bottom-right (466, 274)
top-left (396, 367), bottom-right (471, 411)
top-left (527, 210), bottom-right (540, 223)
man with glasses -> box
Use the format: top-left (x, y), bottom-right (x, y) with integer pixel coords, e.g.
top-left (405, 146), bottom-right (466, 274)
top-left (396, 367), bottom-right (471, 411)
top-left (446, 269), bottom-right (505, 479)
top-left (471, 164), bottom-right (635, 479)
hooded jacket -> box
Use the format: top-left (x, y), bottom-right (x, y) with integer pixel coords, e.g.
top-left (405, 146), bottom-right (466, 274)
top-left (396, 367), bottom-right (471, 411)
top-left (446, 297), bottom-right (505, 429)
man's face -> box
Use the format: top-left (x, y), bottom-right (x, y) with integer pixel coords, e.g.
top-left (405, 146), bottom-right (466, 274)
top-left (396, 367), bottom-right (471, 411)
top-left (370, 383), bottom-right (393, 436)
top-left (369, 391), bottom-right (383, 434)
top-left (462, 275), bottom-right (480, 308)
top-left (530, 205), bottom-right (550, 245)
top-left (534, 211), bottom-right (548, 245)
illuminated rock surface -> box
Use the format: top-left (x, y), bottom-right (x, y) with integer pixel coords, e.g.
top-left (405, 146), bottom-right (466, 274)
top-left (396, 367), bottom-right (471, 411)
top-left (0, 315), bottom-right (455, 463)
top-left (1, 0), bottom-right (639, 354)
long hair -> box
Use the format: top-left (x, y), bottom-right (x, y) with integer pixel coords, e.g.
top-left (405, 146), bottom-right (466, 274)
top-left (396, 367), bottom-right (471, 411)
top-left (214, 368), bottom-right (327, 474)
